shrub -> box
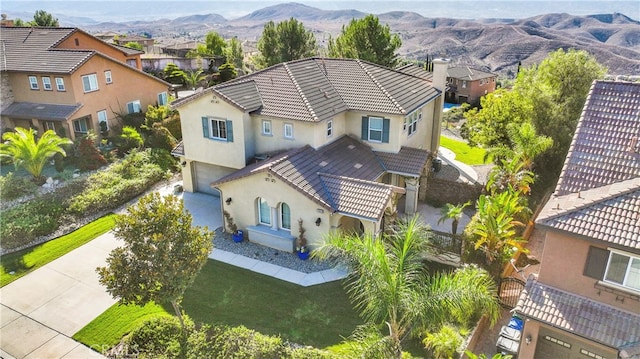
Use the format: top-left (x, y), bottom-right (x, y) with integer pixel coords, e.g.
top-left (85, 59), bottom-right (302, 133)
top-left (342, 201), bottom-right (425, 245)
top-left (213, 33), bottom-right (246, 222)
top-left (210, 325), bottom-right (290, 358)
top-left (145, 124), bottom-right (177, 152)
top-left (149, 148), bottom-right (179, 172)
top-left (0, 172), bottom-right (38, 200)
top-left (117, 127), bottom-right (144, 156)
top-left (68, 149), bottom-right (167, 216)
top-left (75, 135), bottom-right (108, 171)
top-left (422, 324), bottom-right (464, 359)
top-left (162, 115), bottom-right (182, 141)
top-left (290, 347), bottom-right (336, 358)
top-left (0, 198), bottom-right (63, 249)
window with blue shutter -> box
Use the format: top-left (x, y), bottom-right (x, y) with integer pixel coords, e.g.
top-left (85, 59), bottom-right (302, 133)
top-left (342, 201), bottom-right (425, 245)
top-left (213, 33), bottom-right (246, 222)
top-left (382, 118), bottom-right (390, 143)
top-left (362, 116), bottom-right (390, 143)
top-left (361, 117), bottom-right (368, 140)
top-left (202, 116), bottom-right (232, 141)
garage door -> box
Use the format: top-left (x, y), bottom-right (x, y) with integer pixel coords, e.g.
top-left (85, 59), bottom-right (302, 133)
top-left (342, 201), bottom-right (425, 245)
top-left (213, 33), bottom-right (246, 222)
top-left (193, 162), bottom-right (225, 196)
top-left (534, 327), bottom-right (614, 359)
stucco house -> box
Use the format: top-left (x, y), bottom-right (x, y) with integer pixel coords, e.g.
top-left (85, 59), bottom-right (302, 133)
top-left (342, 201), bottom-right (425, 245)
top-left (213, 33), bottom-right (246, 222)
top-left (514, 80), bottom-right (640, 359)
top-left (0, 27), bottom-right (171, 140)
top-left (445, 66), bottom-right (497, 105)
top-left (172, 57), bottom-right (450, 251)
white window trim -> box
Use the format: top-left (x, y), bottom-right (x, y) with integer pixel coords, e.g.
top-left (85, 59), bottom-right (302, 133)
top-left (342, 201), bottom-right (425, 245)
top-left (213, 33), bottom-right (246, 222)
top-left (126, 100), bottom-right (141, 114)
top-left (73, 118), bottom-right (88, 133)
top-left (368, 116), bottom-right (383, 143)
top-left (42, 77), bottom-right (52, 91)
top-left (603, 248), bottom-right (640, 292)
top-left (327, 120), bottom-right (333, 137)
top-left (104, 70), bottom-right (112, 84)
top-left (55, 77), bottom-right (65, 91)
top-left (280, 203), bottom-right (291, 231)
top-left (29, 76), bottom-right (38, 90)
top-left (258, 198), bottom-right (271, 225)
top-left (97, 110), bottom-right (108, 129)
top-left (82, 74), bottom-right (99, 93)
top-left (262, 120), bottom-right (272, 136)
top-left (44, 121), bottom-right (56, 131)
top-left (208, 118), bottom-right (227, 140)
top-left (406, 112), bottom-right (419, 136)
top-left (284, 123), bottom-right (293, 139)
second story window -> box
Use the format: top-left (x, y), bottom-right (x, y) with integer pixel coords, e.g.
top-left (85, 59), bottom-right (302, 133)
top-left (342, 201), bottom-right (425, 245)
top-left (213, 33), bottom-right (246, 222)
top-left (462, 80), bottom-right (467, 89)
top-left (104, 70), bottom-right (112, 84)
top-left (361, 116), bottom-right (389, 143)
top-left (368, 117), bottom-right (383, 142)
top-left (284, 123), bottom-right (293, 139)
top-left (55, 77), bottom-right (65, 91)
top-left (406, 111), bottom-right (419, 136)
top-left (201, 116), bottom-right (233, 142)
top-left (97, 110), bottom-right (108, 130)
top-left (327, 120), bottom-right (333, 137)
top-left (157, 92), bottom-right (168, 106)
top-left (42, 77), bottom-right (52, 91)
top-left (262, 120), bottom-right (272, 136)
top-left (604, 251), bottom-right (640, 291)
top-left (82, 74), bottom-right (99, 93)
top-left (29, 76), bottom-right (38, 90)
top-left (126, 100), bottom-right (141, 114)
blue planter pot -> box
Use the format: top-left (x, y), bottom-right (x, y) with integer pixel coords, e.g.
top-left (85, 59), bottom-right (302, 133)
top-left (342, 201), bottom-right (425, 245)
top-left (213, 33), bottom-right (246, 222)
top-left (232, 230), bottom-right (243, 243)
top-left (297, 250), bottom-right (310, 260)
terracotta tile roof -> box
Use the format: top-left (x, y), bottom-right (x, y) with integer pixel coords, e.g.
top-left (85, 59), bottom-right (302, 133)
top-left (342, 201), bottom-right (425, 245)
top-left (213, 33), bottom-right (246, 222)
top-left (447, 66), bottom-right (497, 81)
top-left (515, 279), bottom-right (640, 350)
top-left (0, 102), bottom-right (83, 121)
top-left (173, 57), bottom-right (439, 122)
top-left (556, 81), bottom-right (640, 196)
top-left (537, 80), bottom-right (640, 250)
top-left (375, 147), bottom-right (430, 176)
top-left (537, 178), bottom-right (640, 249)
top-left (212, 136), bottom-right (407, 220)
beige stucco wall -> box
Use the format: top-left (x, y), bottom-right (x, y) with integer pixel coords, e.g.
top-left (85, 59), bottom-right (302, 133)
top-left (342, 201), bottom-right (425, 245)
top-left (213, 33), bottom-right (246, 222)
top-left (538, 229), bottom-right (640, 313)
top-left (7, 72), bottom-right (76, 104)
top-left (344, 111), bottom-right (404, 152)
top-left (174, 94), bottom-right (248, 169)
top-left (252, 115), bottom-right (317, 154)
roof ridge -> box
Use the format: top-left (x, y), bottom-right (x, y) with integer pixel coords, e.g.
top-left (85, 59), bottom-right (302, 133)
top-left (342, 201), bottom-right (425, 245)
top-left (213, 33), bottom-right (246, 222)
top-left (356, 59), bottom-right (405, 114)
top-left (538, 177), bottom-right (640, 223)
top-left (283, 62), bottom-right (318, 121)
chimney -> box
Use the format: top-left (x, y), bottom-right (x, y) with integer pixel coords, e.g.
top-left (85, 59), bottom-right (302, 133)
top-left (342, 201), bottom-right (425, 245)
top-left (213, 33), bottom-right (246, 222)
top-left (432, 58), bottom-right (450, 93)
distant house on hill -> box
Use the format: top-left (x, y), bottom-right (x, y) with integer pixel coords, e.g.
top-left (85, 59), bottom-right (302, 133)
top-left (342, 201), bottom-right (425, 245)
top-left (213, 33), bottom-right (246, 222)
top-left (445, 66), bottom-right (497, 105)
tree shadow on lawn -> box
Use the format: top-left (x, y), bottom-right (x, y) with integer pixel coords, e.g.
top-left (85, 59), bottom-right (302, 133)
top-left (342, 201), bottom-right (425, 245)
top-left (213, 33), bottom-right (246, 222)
top-left (176, 260), bottom-right (362, 348)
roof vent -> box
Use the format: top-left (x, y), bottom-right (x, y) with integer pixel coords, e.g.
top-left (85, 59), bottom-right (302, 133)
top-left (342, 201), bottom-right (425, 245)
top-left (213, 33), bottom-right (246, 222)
top-left (354, 163), bottom-right (363, 169)
top-left (319, 161), bottom-right (328, 167)
top-left (347, 145), bottom-right (356, 150)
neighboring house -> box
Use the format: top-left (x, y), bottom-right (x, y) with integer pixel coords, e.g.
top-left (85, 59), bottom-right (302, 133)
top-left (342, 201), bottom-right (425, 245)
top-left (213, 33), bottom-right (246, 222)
top-left (0, 27), bottom-right (171, 140)
top-left (515, 80), bottom-right (640, 359)
top-left (445, 66), bottom-right (497, 105)
top-left (172, 57), bottom-right (450, 251)
top-left (113, 34), bottom-right (154, 50)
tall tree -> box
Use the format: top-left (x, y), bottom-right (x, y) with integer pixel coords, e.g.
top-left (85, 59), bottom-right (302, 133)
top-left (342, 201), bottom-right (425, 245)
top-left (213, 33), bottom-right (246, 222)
top-left (204, 31), bottom-right (227, 56)
top-left (97, 193), bottom-right (213, 334)
top-left (328, 14), bottom-right (402, 68)
top-left (225, 37), bottom-right (244, 70)
top-left (316, 217), bottom-right (499, 358)
top-left (31, 10), bottom-right (59, 27)
top-left (0, 127), bottom-right (72, 182)
top-left (257, 18), bottom-right (317, 68)
top-left (484, 122), bottom-right (553, 170)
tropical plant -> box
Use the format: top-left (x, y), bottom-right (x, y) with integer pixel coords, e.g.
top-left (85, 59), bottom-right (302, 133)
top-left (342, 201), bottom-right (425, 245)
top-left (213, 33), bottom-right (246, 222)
top-left (486, 158), bottom-right (535, 196)
top-left (423, 324), bottom-right (464, 359)
top-left (315, 217), bottom-right (499, 358)
top-left (183, 69), bottom-right (205, 89)
top-left (484, 122), bottom-right (553, 170)
top-left (296, 219), bottom-right (308, 253)
top-left (97, 193), bottom-right (213, 338)
top-left (437, 201), bottom-right (471, 235)
top-left (328, 14), bottom-right (402, 68)
top-left (0, 127), bottom-right (72, 182)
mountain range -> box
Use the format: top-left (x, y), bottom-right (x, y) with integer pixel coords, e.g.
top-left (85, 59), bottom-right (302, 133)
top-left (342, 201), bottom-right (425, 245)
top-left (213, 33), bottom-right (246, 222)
top-left (38, 3), bottom-right (640, 76)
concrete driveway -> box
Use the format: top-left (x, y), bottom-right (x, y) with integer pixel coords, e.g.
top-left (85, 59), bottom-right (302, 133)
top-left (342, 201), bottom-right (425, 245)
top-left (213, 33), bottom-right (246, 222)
top-left (0, 188), bottom-right (221, 359)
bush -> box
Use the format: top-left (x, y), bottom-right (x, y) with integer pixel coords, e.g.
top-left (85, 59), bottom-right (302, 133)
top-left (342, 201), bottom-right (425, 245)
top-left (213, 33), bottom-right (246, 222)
top-left (68, 149), bottom-right (167, 216)
top-left (162, 115), bottom-right (182, 141)
top-left (145, 124), bottom-right (177, 152)
top-left (117, 127), bottom-right (144, 156)
top-left (149, 148), bottom-right (179, 172)
top-left (422, 324), bottom-right (464, 359)
top-left (75, 135), bottom-right (108, 171)
top-left (210, 325), bottom-right (290, 358)
top-left (0, 198), bottom-right (63, 249)
top-left (0, 172), bottom-right (38, 200)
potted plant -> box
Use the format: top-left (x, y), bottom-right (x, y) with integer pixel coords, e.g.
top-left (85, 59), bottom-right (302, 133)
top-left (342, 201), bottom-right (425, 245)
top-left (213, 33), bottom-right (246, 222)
top-left (296, 219), bottom-right (310, 260)
top-left (223, 210), bottom-right (243, 243)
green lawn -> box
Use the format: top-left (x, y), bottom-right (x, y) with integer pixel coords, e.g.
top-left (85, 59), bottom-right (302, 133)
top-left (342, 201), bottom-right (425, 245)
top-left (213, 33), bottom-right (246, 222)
top-left (73, 260), bottom-right (363, 349)
top-left (440, 136), bottom-right (489, 165)
top-left (0, 214), bottom-right (116, 287)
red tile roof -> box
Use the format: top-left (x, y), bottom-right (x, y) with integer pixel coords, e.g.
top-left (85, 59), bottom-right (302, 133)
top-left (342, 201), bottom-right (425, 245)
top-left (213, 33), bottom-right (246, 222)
top-left (515, 279), bottom-right (640, 350)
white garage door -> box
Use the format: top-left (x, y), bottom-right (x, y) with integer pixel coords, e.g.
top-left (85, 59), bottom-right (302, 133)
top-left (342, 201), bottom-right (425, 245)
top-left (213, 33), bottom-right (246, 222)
top-left (194, 162), bottom-right (224, 196)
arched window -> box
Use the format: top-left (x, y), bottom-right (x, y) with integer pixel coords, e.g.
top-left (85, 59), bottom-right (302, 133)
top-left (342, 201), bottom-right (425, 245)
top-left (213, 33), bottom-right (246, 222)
top-left (280, 203), bottom-right (291, 230)
top-left (258, 198), bottom-right (271, 225)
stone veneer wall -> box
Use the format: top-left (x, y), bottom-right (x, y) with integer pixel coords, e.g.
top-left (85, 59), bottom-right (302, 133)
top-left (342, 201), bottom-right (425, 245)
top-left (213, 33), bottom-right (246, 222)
top-left (1, 73), bottom-right (15, 130)
top-left (424, 177), bottom-right (483, 207)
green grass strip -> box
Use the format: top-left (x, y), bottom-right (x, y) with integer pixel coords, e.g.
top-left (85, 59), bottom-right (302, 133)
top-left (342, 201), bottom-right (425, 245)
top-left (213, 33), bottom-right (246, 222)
top-left (0, 214), bottom-right (116, 287)
top-left (74, 259), bottom-right (361, 350)
top-left (440, 136), bottom-right (489, 165)
top-left (73, 301), bottom-right (170, 350)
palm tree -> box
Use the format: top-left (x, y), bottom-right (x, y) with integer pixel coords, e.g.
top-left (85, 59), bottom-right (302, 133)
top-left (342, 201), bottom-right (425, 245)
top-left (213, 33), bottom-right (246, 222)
top-left (0, 127), bottom-right (72, 182)
top-left (484, 122), bottom-right (553, 170)
top-left (315, 217), bottom-right (499, 358)
top-left (437, 201), bottom-right (471, 235)
top-left (487, 158), bottom-right (535, 196)
top-left (183, 69), bottom-right (205, 89)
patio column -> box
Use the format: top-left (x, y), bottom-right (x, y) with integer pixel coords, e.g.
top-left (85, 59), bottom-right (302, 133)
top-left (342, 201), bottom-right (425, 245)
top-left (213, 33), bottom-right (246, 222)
top-left (404, 177), bottom-right (419, 215)
top-left (270, 207), bottom-right (278, 231)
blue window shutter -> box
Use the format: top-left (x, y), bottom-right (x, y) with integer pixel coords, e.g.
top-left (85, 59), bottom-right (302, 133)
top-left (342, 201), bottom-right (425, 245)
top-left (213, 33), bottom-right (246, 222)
top-left (127, 102), bottom-right (134, 114)
top-left (361, 116), bottom-right (368, 140)
top-left (226, 120), bottom-right (233, 142)
top-left (382, 118), bottom-right (390, 143)
top-left (202, 117), bottom-right (209, 138)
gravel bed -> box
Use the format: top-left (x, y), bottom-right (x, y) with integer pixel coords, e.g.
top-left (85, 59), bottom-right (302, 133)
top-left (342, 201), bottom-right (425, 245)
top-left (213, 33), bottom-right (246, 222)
top-left (211, 228), bottom-right (340, 274)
